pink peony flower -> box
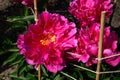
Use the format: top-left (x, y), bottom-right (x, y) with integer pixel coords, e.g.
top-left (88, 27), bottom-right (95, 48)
top-left (17, 34), bottom-right (26, 54)
top-left (17, 11), bottom-right (77, 73)
top-left (72, 23), bottom-right (120, 66)
top-left (14, 0), bottom-right (40, 8)
top-left (103, 28), bottom-right (120, 66)
top-left (68, 0), bottom-right (113, 27)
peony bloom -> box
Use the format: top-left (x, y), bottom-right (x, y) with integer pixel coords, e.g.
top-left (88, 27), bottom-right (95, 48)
top-left (14, 0), bottom-right (40, 8)
top-left (17, 34), bottom-right (26, 54)
top-left (17, 11), bottom-right (77, 73)
top-left (70, 23), bottom-right (120, 66)
top-left (68, 0), bottom-right (113, 27)
top-left (103, 28), bottom-right (120, 66)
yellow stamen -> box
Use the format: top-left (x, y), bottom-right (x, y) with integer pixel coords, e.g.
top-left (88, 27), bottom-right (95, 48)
top-left (40, 33), bottom-right (56, 45)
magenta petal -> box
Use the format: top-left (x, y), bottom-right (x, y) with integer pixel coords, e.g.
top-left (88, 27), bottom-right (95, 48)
top-left (17, 34), bottom-right (26, 54)
top-left (105, 56), bottom-right (120, 67)
top-left (26, 58), bottom-right (35, 65)
top-left (76, 22), bottom-right (119, 66)
top-left (112, 41), bottom-right (117, 51)
top-left (87, 45), bottom-right (98, 56)
top-left (45, 64), bottom-right (65, 73)
top-left (103, 49), bottom-right (113, 56)
top-left (80, 53), bottom-right (90, 63)
top-left (68, 0), bottom-right (113, 27)
top-left (104, 49), bottom-right (120, 66)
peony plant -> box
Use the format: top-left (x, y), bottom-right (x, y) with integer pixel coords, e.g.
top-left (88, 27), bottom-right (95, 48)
top-left (17, 11), bottom-right (77, 73)
top-left (11, 0), bottom-right (120, 79)
top-left (69, 23), bottom-right (120, 66)
top-left (68, 0), bottom-right (113, 27)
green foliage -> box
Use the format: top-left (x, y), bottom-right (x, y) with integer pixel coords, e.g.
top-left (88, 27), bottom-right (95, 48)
top-left (1, 0), bottom-right (120, 80)
top-left (7, 15), bottom-right (34, 23)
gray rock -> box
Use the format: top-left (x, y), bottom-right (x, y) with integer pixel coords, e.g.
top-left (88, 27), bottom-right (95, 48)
top-left (0, 0), bottom-right (12, 11)
top-left (111, 0), bottom-right (120, 27)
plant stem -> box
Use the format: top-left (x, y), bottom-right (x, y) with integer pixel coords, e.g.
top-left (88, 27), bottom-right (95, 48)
top-left (70, 63), bottom-right (96, 74)
top-left (34, 0), bottom-right (38, 22)
top-left (95, 11), bottom-right (106, 80)
top-left (33, 0), bottom-right (40, 80)
top-left (38, 65), bottom-right (41, 80)
top-left (60, 71), bottom-right (76, 80)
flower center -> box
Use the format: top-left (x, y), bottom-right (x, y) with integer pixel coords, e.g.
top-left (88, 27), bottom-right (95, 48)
top-left (40, 33), bottom-right (56, 45)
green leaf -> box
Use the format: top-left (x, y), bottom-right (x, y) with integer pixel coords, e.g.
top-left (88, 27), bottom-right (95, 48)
top-left (3, 38), bottom-right (12, 45)
top-left (8, 49), bottom-right (19, 52)
top-left (72, 72), bottom-right (78, 78)
top-left (11, 21), bottom-right (26, 28)
top-left (41, 65), bottom-right (48, 76)
top-left (3, 52), bottom-right (18, 65)
top-left (10, 75), bottom-right (27, 80)
top-left (17, 59), bottom-right (26, 76)
top-left (86, 71), bottom-right (95, 79)
top-left (54, 74), bottom-right (62, 80)
top-left (26, 73), bottom-right (37, 80)
top-left (26, 65), bottom-right (34, 71)
top-left (46, 78), bottom-right (51, 80)
top-left (7, 15), bottom-right (34, 22)
top-left (12, 55), bottom-right (24, 65)
top-left (78, 72), bottom-right (83, 80)
top-left (103, 77), bottom-right (110, 80)
top-left (113, 77), bottom-right (120, 80)
top-left (10, 71), bottom-right (27, 80)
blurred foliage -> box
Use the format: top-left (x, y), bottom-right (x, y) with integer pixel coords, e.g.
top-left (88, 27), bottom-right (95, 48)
top-left (0, 0), bottom-right (120, 80)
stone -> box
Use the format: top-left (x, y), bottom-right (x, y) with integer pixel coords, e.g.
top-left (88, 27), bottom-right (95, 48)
top-left (111, 0), bottom-right (120, 27)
